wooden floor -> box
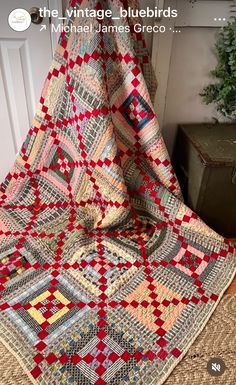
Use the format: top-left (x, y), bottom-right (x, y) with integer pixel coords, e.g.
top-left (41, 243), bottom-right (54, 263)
top-left (225, 239), bottom-right (236, 295)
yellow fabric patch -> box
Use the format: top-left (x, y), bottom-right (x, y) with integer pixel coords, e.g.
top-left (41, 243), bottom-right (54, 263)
top-left (27, 290), bottom-right (71, 325)
top-left (30, 290), bottom-right (51, 307)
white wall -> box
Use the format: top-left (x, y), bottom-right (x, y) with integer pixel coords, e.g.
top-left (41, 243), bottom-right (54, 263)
top-left (153, 0), bottom-right (233, 154)
top-left (162, 27), bottom-right (218, 152)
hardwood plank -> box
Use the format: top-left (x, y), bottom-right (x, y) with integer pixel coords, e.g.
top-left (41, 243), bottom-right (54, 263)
top-left (226, 279), bottom-right (236, 294)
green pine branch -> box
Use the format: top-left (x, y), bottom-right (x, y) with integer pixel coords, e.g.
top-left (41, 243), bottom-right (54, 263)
top-left (201, 14), bottom-right (236, 120)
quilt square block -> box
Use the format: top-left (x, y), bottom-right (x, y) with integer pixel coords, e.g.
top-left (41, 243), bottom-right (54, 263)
top-left (120, 93), bottom-right (154, 131)
top-left (39, 134), bottom-right (81, 195)
top-left (124, 279), bottom-right (186, 335)
top-left (27, 289), bottom-right (71, 325)
top-left (158, 239), bottom-right (217, 283)
top-left (6, 274), bottom-right (91, 346)
top-left (50, 149), bottom-right (75, 182)
top-left (0, 253), bottom-right (27, 281)
top-left (69, 241), bottom-right (138, 298)
top-left (0, 243), bottom-right (40, 284)
top-left (173, 245), bottom-right (208, 277)
top-left (59, 325), bottom-right (136, 385)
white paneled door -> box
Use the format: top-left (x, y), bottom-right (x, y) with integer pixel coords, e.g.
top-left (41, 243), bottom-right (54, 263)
top-left (0, 0), bottom-right (53, 182)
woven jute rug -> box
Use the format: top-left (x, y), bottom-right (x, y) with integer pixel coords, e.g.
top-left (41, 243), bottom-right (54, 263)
top-left (1, 294), bottom-right (235, 385)
top-left (0, 0), bottom-right (236, 384)
top-left (165, 294), bottom-right (236, 385)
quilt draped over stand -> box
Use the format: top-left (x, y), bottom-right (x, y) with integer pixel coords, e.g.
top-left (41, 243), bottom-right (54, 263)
top-left (0, 1), bottom-right (235, 384)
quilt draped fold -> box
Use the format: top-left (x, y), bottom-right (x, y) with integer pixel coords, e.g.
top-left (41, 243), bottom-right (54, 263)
top-left (0, 1), bottom-right (235, 384)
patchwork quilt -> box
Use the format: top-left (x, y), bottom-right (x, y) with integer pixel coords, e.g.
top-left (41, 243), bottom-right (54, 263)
top-left (0, 1), bottom-right (235, 384)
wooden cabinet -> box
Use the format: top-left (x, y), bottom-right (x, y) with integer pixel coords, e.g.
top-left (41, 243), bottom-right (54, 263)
top-left (173, 124), bottom-right (236, 238)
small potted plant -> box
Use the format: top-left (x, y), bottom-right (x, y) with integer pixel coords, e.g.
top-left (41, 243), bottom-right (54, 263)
top-left (201, 16), bottom-right (236, 121)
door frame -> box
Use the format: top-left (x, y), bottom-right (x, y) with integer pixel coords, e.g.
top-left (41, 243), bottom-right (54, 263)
top-left (48, 0), bottom-right (63, 53)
